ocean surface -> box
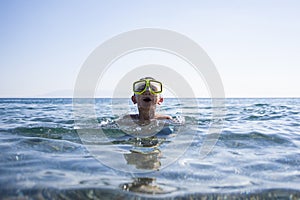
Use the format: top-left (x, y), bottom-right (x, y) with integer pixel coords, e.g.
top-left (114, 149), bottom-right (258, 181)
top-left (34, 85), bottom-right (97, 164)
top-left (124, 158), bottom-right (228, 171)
top-left (0, 98), bottom-right (299, 199)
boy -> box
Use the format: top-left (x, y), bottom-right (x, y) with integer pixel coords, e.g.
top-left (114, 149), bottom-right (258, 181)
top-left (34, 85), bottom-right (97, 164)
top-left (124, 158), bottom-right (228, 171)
top-left (130, 77), bottom-right (172, 121)
top-left (116, 77), bottom-right (177, 137)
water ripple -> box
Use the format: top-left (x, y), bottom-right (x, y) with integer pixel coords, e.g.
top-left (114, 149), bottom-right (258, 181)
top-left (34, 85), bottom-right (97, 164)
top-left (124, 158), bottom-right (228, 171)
top-left (1, 98), bottom-right (300, 198)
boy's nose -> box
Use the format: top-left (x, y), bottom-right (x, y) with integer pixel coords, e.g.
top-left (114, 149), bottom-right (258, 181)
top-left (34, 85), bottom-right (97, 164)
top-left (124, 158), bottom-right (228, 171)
top-left (142, 87), bottom-right (151, 95)
top-left (142, 90), bottom-right (151, 95)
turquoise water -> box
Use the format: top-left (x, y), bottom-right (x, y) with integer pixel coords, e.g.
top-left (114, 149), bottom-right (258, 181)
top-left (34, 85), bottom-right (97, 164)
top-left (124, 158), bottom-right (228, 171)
top-left (0, 98), bottom-right (300, 199)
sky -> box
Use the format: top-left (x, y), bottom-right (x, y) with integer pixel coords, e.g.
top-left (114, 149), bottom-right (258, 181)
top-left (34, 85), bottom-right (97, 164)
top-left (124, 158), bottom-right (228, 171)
top-left (0, 0), bottom-right (299, 98)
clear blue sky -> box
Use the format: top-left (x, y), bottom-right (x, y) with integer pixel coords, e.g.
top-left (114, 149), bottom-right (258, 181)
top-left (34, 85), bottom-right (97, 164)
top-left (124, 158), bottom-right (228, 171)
top-left (0, 0), bottom-right (299, 97)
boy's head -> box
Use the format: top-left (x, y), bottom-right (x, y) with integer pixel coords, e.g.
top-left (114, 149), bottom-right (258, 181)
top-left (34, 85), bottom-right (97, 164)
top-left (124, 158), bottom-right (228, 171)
top-left (131, 77), bottom-right (164, 108)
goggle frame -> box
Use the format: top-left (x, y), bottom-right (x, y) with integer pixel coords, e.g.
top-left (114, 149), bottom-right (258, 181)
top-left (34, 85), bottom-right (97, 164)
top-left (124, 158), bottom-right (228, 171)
top-left (133, 79), bottom-right (163, 95)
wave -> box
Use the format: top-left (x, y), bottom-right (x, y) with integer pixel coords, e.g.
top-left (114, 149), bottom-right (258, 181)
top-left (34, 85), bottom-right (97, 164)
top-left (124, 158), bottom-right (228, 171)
top-left (0, 187), bottom-right (299, 199)
top-left (0, 127), bottom-right (79, 144)
top-left (219, 131), bottom-right (296, 148)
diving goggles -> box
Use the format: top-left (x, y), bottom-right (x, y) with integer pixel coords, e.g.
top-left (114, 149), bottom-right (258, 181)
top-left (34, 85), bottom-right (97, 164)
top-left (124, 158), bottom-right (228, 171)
top-left (133, 79), bottom-right (162, 95)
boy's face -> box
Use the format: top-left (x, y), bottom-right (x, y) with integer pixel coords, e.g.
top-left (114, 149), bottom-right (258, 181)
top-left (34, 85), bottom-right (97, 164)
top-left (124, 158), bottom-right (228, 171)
top-left (132, 90), bottom-right (163, 109)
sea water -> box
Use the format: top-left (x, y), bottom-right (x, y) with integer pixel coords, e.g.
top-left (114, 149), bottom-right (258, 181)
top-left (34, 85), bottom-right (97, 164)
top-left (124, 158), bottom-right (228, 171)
top-left (0, 98), bottom-right (299, 199)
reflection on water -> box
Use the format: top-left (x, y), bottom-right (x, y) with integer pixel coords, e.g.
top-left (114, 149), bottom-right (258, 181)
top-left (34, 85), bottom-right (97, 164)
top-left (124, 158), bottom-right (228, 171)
top-left (120, 135), bottom-right (169, 194)
top-left (121, 177), bottom-right (164, 194)
top-left (121, 136), bottom-right (164, 170)
top-left (119, 144), bottom-right (180, 196)
top-left (124, 149), bottom-right (161, 170)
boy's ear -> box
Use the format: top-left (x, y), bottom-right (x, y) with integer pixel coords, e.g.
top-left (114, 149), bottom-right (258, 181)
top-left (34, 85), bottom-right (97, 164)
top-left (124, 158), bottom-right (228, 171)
top-left (157, 97), bottom-right (164, 105)
top-left (131, 95), bottom-right (137, 104)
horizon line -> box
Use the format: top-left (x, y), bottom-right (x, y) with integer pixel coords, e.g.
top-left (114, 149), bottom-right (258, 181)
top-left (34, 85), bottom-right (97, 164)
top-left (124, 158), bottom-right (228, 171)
top-left (0, 96), bottom-right (300, 99)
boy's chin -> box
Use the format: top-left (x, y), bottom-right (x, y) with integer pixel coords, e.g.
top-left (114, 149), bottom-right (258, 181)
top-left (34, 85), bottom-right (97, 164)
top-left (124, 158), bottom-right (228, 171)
top-left (138, 102), bottom-right (156, 108)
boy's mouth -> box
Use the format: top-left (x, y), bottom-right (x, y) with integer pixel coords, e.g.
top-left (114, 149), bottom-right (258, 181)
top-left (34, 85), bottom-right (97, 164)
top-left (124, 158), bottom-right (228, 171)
top-left (143, 97), bottom-right (152, 102)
